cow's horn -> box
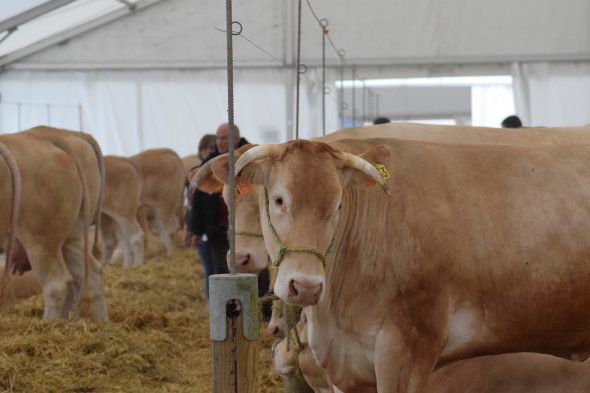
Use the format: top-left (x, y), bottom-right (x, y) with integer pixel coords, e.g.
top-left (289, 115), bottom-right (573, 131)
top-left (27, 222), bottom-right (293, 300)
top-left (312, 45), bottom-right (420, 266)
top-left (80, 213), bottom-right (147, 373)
top-left (188, 158), bottom-right (215, 198)
top-left (234, 144), bottom-right (280, 177)
top-left (340, 152), bottom-right (391, 195)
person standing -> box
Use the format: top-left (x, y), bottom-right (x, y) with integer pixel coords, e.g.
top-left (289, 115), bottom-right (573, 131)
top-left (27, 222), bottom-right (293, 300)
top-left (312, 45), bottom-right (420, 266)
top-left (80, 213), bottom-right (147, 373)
top-left (186, 123), bottom-right (248, 296)
top-left (184, 134), bottom-right (216, 299)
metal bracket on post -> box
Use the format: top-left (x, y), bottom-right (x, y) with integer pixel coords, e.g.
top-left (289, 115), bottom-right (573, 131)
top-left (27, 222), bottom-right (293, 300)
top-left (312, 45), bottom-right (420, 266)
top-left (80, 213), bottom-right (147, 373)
top-left (209, 273), bottom-right (259, 341)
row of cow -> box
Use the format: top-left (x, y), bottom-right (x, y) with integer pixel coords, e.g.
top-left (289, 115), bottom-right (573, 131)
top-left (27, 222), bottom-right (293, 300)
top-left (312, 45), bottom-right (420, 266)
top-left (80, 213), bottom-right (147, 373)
top-left (0, 126), bottom-right (187, 319)
top-left (189, 122), bottom-right (590, 392)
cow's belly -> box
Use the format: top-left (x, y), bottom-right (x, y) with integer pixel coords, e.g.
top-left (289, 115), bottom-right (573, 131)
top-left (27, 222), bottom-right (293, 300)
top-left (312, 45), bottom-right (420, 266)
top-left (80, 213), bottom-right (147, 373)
top-left (308, 310), bottom-right (377, 391)
top-left (440, 305), bottom-right (590, 362)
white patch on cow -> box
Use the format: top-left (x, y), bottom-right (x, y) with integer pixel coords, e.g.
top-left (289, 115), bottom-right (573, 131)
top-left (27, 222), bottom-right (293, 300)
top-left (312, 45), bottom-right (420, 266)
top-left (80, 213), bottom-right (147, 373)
top-left (442, 307), bottom-right (478, 356)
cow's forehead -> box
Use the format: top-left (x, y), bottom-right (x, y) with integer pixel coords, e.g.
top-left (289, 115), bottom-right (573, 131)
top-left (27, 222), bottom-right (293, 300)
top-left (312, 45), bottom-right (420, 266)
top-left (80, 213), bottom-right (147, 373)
top-left (271, 148), bottom-right (342, 215)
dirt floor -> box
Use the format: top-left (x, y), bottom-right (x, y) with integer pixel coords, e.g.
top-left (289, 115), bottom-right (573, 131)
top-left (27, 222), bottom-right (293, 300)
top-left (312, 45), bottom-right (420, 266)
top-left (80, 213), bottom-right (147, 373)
top-left (0, 246), bottom-right (283, 392)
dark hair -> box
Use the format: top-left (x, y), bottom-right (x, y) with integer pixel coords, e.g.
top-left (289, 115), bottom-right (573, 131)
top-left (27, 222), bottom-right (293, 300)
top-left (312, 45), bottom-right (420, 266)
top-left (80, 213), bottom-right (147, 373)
top-left (373, 117), bottom-right (391, 125)
top-left (198, 134), bottom-right (216, 152)
top-left (501, 115), bottom-right (522, 129)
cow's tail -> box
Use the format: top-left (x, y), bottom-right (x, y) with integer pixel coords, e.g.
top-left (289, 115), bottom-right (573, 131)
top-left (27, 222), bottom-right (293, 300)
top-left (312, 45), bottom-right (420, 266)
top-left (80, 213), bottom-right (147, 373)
top-left (79, 133), bottom-right (105, 261)
top-left (0, 142), bottom-right (21, 279)
top-left (72, 155), bottom-right (91, 283)
top-left (50, 139), bottom-right (91, 283)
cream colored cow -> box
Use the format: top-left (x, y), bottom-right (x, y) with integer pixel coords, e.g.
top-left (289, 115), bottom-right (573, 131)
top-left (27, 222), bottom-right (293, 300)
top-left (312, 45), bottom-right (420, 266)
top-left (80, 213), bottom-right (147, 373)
top-left (101, 155), bottom-right (145, 268)
top-left (1, 132), bottom-right (107, 320)
top-left (130, 148), bottom-right (185, 258)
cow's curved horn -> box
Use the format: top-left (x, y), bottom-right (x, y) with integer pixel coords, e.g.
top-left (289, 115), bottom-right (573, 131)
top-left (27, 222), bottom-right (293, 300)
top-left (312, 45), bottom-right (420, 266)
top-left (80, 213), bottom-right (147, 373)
top-left (234, 144), bottom-right (280, 177)
top-left (340, 152), bottom-right (391, 195)
top-left (188, 159), bottom-right (215, 198)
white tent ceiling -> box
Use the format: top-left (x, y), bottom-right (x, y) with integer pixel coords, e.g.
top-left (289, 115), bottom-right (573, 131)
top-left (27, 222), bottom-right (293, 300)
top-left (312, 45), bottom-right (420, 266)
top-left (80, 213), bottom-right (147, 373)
top-left (1, 0), bottom-right (589, 71)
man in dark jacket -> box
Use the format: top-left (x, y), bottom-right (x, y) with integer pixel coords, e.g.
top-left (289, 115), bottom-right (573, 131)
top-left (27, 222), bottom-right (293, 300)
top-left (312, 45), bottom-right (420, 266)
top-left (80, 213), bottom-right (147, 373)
top-left (187, 122), bottom-right (247, 278)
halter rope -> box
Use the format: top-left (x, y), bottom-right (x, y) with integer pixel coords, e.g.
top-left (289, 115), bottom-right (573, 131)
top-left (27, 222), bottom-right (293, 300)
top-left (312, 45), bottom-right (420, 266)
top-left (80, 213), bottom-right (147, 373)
top-left (264, 188), bottom-right (335, 270)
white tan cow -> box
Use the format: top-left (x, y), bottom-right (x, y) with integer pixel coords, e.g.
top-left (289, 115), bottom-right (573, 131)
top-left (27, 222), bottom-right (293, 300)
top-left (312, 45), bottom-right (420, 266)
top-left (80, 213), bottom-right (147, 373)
top-left (274, 308), bottom-right (590, 393)
top-left (101, 155), bottom-right (145, 268)
top-left (130, 148), bottom-right (185, 258)
top-left (225, 136), bottom-right (590, 392)
top-left (0, 131), bottom-right (107, 320)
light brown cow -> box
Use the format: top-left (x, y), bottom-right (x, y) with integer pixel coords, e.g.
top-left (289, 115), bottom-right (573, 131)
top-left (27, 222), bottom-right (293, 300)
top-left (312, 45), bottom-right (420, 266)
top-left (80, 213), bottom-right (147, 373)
top-left (274, 309), bottom-right (590, 393)
top-left (130, 149), bottom-right (185, 258)
top-left (0, 132), bottom-right (107, 320)
top-left (228, 136), bottom-right (590, 392)
top-left (26, 126), bottom-right (105, 260)
top-left (181, 154), bottom-right (201, 173)
top-left (101, 155), bottom-right (145, 268)
top-left (193, 123), bottom-right (590, 275)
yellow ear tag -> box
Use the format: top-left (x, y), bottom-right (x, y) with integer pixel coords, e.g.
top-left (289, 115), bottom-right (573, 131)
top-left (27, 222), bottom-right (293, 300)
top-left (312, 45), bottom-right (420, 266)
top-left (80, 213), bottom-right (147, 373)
top-left (372, 163), bottom-right (390, 180)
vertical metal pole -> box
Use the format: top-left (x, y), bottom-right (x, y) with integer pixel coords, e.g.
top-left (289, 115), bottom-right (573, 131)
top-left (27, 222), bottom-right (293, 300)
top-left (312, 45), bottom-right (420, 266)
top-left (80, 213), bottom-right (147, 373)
top-left (225, 0), bottom-right (236, 275)
top-left (321, 28), bottom-right (326, 136)
top-left (78, 104), bottom-right (84, 131)
top-left (17, 102), bottom-right (21, 130)
top-left (376, 94), bottom-right (380, 119)
top-left (352, 66), bottom-right (356, 127)
top-left (46, 104), bottom-right (51, 126)
top-left (319, 19), bottom-right (329, 136)
top-left (294, 0), bottom-right (302, 140)
top-left (137, 83), bottom-right (145, 151)
top-left (339, 53), bottom-right (344, 129)
top-left (283, 0), bottom-right (295, 141)
top-left (362, 80), bottom-right (367, 125)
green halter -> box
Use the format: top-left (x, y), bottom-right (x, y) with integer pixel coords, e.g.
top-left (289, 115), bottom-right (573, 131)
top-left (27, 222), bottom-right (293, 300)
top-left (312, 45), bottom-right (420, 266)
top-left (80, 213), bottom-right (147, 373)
top-left (264, 188), bottom-right (335, 270)
top-left (235, 231), bottom-right (263, 238)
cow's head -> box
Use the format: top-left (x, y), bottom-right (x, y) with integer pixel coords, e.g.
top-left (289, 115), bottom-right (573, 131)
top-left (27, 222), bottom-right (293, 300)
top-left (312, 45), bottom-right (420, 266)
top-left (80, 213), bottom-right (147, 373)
top-left (188, 145), bottom-right (269, 273)
top-left (234, 140), bottom-right (390, 307)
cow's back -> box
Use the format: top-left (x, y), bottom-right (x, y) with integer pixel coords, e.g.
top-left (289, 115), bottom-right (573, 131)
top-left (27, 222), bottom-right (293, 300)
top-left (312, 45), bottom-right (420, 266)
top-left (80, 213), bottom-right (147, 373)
top-left (322, 122), bottom-right (590, 147)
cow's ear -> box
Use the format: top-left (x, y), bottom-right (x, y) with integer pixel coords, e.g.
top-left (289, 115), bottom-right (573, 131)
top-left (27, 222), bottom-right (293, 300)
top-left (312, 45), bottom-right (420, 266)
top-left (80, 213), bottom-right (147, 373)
top-left (189, 163), bottom-right (223, 194)
top-left (211, 144), bottom-right (260, 195)
top-left (340, 145), bottom-right (391, 194)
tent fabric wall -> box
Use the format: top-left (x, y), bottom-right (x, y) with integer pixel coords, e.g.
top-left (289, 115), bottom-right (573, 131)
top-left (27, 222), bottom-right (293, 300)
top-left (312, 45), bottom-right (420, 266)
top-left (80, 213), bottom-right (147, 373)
top-left (0, 68), bottom-right (339, 156)
top-left (512, 62), bottom-right (590, 127)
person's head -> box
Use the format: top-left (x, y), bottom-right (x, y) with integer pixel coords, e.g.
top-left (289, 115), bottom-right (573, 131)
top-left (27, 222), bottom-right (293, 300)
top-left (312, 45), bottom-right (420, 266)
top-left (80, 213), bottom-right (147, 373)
top-left (501, 115), bottom-right (522, 129)
top-left (216, 122), bottom-right (241, 154)
top-left (197, 134), bottom-right (216, 160)
top-left (373, 117), bottom-right (391, 125)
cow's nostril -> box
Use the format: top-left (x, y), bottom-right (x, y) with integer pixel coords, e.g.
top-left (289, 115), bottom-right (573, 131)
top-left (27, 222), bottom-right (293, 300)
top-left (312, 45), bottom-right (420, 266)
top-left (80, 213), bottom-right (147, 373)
top-left (241, 254), bottom-right (250, 266)
top-left (289, 279), bottom-right (298, 296)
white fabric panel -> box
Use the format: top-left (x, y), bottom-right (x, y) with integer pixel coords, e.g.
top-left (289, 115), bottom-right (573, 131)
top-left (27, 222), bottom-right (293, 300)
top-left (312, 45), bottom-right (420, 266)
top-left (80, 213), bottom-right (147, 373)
top-left (512, 62), bottom-right (590, 127)
top-left (298, 68), bottom-right (340, 140)
top-left (471, 85), bottom-right (515, 128)
top-left (0, 68), bottom-right (338, 156)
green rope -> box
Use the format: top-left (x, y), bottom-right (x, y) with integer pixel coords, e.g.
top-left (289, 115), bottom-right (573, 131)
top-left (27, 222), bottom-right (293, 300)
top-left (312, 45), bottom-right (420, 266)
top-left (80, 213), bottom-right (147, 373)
top-left (264, 188), bottom-right (335, 270)
top-left (235, 231), bottom-right (263, 238)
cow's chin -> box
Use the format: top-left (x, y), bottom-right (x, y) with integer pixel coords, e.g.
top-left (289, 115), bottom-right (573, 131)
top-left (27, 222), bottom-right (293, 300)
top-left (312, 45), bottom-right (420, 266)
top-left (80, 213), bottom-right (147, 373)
top-left (274, 268), bottom-right (325, 307)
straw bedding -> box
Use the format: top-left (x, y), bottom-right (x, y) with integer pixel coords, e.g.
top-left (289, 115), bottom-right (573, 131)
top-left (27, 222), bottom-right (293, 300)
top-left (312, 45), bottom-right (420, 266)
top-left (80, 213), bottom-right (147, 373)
top-left (0, 247), bottom-right (282, 392)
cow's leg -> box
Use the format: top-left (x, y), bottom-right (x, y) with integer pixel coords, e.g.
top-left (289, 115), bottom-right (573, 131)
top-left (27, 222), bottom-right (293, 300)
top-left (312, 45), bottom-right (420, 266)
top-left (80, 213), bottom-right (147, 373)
top-left (62, 217), bottom-right (108, 321)
top-left (114, 217), bottom-right (144, 268)
top-left (374, 325), bottom-right (444, 393)
top-left (153, 211), bottom-right (175, 259)
top-left (25, 244), bottom-right (73, 320)
top-left (100, 214), bottom-right (118, 263)
top-left (86, 254), bottom-right (108, 321)
top-left (115, 225), bottom-right (134, 269)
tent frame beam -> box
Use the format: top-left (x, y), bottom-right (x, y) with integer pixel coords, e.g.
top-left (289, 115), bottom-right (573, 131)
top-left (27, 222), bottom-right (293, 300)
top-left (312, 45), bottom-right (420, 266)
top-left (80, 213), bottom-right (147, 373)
top-left (0, 0), bottom-right (77, 34)
top-left (0, 0), bottom-right (166, 68)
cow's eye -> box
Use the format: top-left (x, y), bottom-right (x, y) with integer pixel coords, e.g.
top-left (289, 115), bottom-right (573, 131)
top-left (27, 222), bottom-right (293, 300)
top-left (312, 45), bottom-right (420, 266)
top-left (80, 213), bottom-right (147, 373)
top-left (338, 203), bottom-right (342, 210)
top-left (275, 197), bottom-right (283, 206)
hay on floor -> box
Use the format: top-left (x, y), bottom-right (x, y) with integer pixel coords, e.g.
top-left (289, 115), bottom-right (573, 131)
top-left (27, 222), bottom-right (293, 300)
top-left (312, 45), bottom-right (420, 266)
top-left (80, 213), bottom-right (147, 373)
top-left (0, 247), bottom-right (282, 392)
